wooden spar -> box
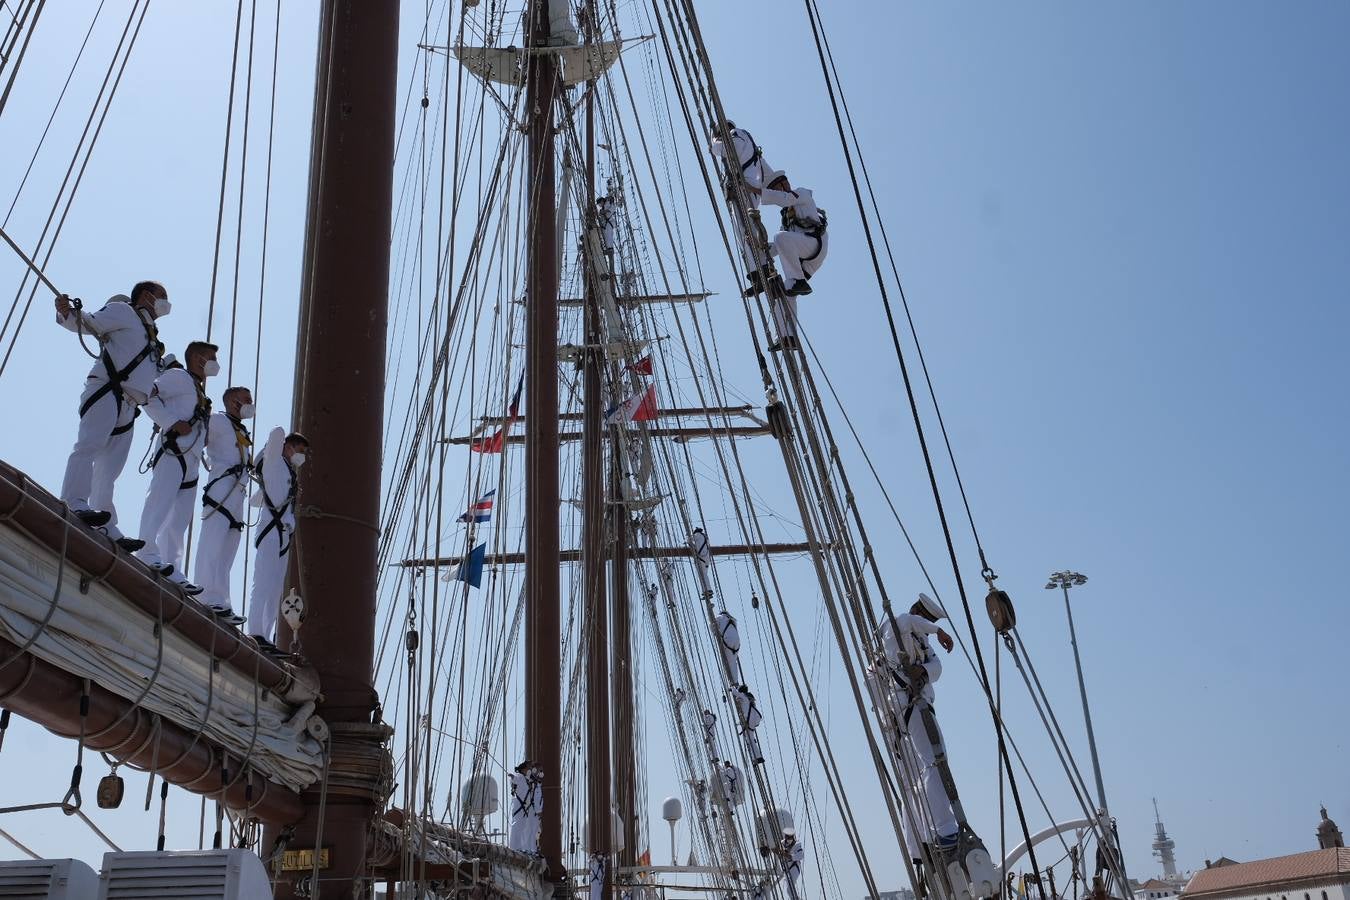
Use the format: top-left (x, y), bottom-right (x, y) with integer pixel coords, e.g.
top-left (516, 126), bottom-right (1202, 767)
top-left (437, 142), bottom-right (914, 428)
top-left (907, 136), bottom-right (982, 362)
top-left (582, 5), bottom-right (614, 890)
top-left (475, 404), bottom-right (758, 423)
top-left (525, 0), bottom-right (564, 883)
top-left (0, 636), bottom-right (302, 823)
top-left (557, 292), bottom-right (711, 307)
top-left (266, 2), bottom-right (399, 897)
top-left (400, 541), bottom-right (816, 570)
top-left (443, 425), bottom-right (770, 445)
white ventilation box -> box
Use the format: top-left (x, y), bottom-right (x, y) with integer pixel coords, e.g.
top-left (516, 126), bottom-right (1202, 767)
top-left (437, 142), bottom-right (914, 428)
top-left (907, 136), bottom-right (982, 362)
top-left (0, 858), bottom-right (99, 899)
top-left (97, 850), bottom-right (271, 900)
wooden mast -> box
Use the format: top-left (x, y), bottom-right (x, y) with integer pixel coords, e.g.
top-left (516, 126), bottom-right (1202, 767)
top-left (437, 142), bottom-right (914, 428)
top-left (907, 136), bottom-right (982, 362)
top-left (582, 0), bottom-right (614, 894)
top-left (610, 445), bottom-right (638, 869)
top-left (269, 2), bottom-right (400, 897)
top-left (524, 0), bottom-right (564, 884)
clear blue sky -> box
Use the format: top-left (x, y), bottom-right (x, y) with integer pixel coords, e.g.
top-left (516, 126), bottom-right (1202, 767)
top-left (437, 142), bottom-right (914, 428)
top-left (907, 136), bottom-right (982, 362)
top-left (0, 1), bottom-right (1346, 893)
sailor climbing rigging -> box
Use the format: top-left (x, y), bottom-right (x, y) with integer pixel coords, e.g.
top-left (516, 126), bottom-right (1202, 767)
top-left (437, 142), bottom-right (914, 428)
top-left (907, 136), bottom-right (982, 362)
top-left (778, 830), bottom-right (806, 900)
top-left (194, 386), bottom-right (254, 622)
top-left (757, 172), bottom-right (829, 352)
top-left (55, 282), bottom-right (169, 547)
top-left (134, 341), bottom-right (218, 594)
top-left (710, 120), bottom-right (778, 284)
top-left (246, 426), bottom-right (307, 651)
top-left (690, 527), bottom-right (714, 599)
top-left (731, 683), bottom-right (765, 766)
top-left (714, 609), bottom-right (743, 683)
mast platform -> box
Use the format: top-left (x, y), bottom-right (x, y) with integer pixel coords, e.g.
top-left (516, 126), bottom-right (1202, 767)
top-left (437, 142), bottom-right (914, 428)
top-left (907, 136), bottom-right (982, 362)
top-left (0, 461), bottom-right (321, 822)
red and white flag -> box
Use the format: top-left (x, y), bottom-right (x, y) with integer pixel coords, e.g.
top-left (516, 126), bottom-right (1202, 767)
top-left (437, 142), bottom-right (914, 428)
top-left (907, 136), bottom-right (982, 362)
top-left (626, 355), bottom-right (653, 376)
top-left (605, 383), bottom-right (657, 425)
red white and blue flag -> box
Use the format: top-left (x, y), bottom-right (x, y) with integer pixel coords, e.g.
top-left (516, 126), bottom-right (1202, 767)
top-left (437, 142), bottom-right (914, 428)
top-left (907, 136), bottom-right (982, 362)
top-left (605, 383), bottom-right (658, 426)
top-left (458, 488), bottom-right (496, 524)
top-left (472, 374), bottom-right (524, 453)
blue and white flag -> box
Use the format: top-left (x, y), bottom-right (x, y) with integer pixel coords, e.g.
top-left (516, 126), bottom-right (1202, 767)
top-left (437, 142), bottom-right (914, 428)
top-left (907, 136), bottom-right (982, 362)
top-left (458, 488), bottom-right (497, 524)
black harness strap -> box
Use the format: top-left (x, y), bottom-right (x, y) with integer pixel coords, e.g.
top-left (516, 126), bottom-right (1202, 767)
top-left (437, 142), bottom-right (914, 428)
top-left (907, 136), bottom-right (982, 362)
top-left (201, 463), bottom-right (249, 531)
top-left (76, 310), bottom-right (162, 420)
top-left (253, 453), bottom-right (296, 555)
top-left (781, 205), bottom-right (829, 268)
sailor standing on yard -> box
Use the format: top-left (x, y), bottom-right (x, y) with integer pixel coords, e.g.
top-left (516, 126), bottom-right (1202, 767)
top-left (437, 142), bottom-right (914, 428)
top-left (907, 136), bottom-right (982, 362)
top-left (711, 120), bottom-right (779, 291)
top-left (55, 282), bottom-right (169, 547)
top-left (193, 386), bottom-right (254, 622)
top-left (880, 592), bottom-right (958, 858)
top-left (246, 426), bottom-right (307, 649)
top-left (758, 172), bottom-right (828, 352)
top-left (134, 341), bottom-right (218, 592)
top-left (508, 760), bottom-right (544, 855)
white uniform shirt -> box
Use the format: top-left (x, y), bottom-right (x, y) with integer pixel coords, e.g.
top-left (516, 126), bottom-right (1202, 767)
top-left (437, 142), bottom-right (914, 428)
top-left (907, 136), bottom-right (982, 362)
top-left (782, 839), bottom-right (805, 876)
top-left (202, 412), bottom-right (252, 509)
top-left (710, 128), bottom-right (775, 192)
top-left (58, 295), bottom-right (162, 404)
top-left (715, 611), bottom-right (740, 653)
top-left (878, 613), bottom-right (943, 704)
top-left (144, 368), bottom-right (208, 449)
top-left (759, 186), bottom-right (822, 228)
top-left (250, 426), bottom-right (296, 532)
top-left (733, 687), bottom-right (762, 730)
top-left (690, 530), bottom-right (712, 566)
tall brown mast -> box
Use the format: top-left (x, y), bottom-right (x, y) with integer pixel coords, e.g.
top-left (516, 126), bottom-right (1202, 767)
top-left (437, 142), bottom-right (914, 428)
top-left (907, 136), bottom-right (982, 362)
top-left (271, 1), bottom-right (399, 897)
top-left (610, 448), bottom-right (638, 868)
top-left (582, 2), bottom-right (614, 894)
top-left (524, 0), bottom-right (564, 884)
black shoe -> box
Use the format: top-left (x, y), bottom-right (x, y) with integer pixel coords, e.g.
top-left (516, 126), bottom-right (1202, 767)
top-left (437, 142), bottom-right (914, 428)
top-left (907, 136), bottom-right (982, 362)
top-left (767, 336), bottom-right (801, 353)
top-left (152, 562), bottom-right (174, 577)
top-left (211, 607), bottom-right (247, 627)
top-left (784, 279), bottom-right (813, 296)
top-left (251, 635), bottom-right (278, 652)
top-left (753, 756), bottom-right (765, 766)
top-left (176, 581), bottom-right (204, 596)
top-left (75, 509), bottom-right (111, 528)
top-left (115, 537), bottom-right (145, 553)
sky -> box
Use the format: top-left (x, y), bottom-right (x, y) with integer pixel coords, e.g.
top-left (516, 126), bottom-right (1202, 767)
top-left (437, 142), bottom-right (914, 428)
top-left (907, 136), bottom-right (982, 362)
top-left (0, 0), bottom-right (1347, 895)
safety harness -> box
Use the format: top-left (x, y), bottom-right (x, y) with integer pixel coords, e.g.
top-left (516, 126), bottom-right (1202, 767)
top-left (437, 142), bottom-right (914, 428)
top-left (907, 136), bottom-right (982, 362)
top-left (511, 773), bottom-right (541, 817)
top-left (252, 451), bottom-right (296, 555)
top-left (721, 128), bottom-right (765, 200)
top-left (781, 204), bottom-right (829, 270)
top-left (76, 305), bottom-right (163, 421)
top-left (201, 416), bottom-right (254, 531)
top-left (149, 375), bottom-right (211, 491)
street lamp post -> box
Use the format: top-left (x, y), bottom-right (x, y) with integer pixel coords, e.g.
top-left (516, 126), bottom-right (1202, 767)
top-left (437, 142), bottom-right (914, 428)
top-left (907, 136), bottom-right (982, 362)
top-left (1044, 570), bottom-right (1109, 816)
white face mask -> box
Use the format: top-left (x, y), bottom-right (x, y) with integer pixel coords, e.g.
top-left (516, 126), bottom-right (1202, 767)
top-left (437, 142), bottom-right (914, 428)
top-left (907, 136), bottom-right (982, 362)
top-left (289, 452), bottom-right (307, 469)
top-left (152, 296), bottom-right (171, 317)
top-left (203, 360), bottom-right (220, 378)
top-left (237, 402), bottom-right (255, 419)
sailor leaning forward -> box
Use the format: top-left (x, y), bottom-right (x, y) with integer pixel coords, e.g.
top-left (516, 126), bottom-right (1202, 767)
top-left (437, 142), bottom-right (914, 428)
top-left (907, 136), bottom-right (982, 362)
top-left (194, 385), bottom-right (255, 622)
top-left (756, 171), bottom-right (828, 353)
top-left (55, 282), bottom-right (169, 547)
top-left (246, 426), bottom-right (308, 649)
top-left (134, 341), bottom-right (218, 593)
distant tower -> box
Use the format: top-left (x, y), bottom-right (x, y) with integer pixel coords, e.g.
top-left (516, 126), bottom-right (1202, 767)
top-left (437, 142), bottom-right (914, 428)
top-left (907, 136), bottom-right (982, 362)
top-left (1152, 798), bottom-right (1178, 877)
top-left (1316, 806), bottom-right (1344, 850)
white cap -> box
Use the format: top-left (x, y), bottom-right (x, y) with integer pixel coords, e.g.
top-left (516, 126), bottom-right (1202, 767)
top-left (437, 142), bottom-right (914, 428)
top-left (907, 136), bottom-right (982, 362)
top-left (916, 591), bottom-right (946, 621)
top-left (766, 169), bottom-right (788, 185)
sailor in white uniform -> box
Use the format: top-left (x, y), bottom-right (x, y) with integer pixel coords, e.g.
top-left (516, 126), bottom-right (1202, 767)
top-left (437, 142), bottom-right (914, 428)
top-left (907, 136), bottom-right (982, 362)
top-left (588, 852), bottom-right (607, 900)
top-left (731, 683), bottom-right (765, 766)
top-left (55, 282), bottom-right (169, 547)
top-left (710, 121), bottom-right (778, 286)
top-left (759, 172), bottom-right (828, 352)
top-left (193, 386), bottom-right (254, 621)
top-left (548, 0), bottom-right (578, 46)
top-left (778, 830), bottom-right (806, 900)
top-left (714, 609), bottom-right (742, 683)
top-left (246, 427), bottom-right (307, 648)
top-left (879, 592), bottom-right (958, 857)
top-left (689, 527), bottom-right (713, 598)
top-left (508, 760), bottom-right (544, 855)
top-left (135, 341), bottom-right (218, 592)
top-left (700, 707), bottom-right (718, 751)
top-left (717, 760), bottom-right (742, 809)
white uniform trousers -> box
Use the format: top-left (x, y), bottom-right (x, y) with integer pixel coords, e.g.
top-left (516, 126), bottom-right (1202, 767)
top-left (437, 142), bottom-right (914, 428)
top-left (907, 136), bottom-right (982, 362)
top-left (508, 811), bottom-right (541, 854)
top-left (137, 450), bottom-right (201, 569)
top-left (588, 854), bottom-right (606, 900)
top-left (61, 381), bottom-right (136, 521)
top-left (194, 506), bottom-right (244, 608)
top-left (247, 525), bottom-right (289, 640)
top-left (899, 702), bottom-right (958, 856)
top-left (773, 229), bottom-right (828, 285)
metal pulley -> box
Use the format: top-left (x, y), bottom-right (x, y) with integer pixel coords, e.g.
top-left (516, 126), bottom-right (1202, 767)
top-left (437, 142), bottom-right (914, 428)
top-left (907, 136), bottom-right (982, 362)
top-left (985, 587), bottom-right (1016, 634)
top-left (97, 771), bottom-right (125, 809)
